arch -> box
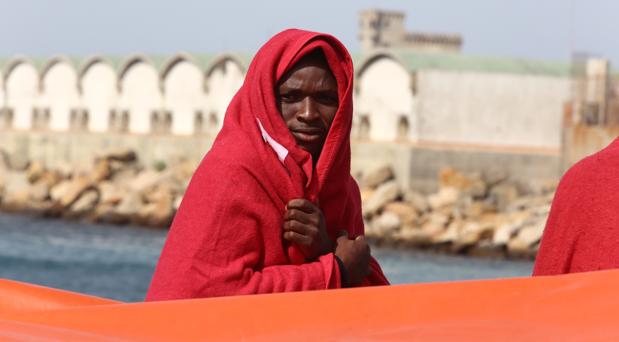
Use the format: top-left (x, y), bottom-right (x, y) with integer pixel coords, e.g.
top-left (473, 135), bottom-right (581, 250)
top-left (204, 54), bottom-right (247, 78)
top-left (80, 57), bottom-right (118, 132)
top-left (39, 56), bottom-right (80, 131)
top-left (355, 49), bottom-right (408, 80)
top-left (78, 56), bottom-right (116, 82)
top-left (118, 54), bottom-right (155, 84)
top-left (2, 57), bottom-right (34, 85)
top-left (39, 56), bottom-right (77, 90)
top-left (161, 55), bottom-right (204, 135)
top-left (4, 58), bottom-right (39, 130)
top-left (205, 54), bottom-right (245, 134)
top-left (356, 53), bottom-right (415, 141)
top-left (118, 55), bottom-right (161, 134)
top-left (160, 53), bottom-right (199, 81)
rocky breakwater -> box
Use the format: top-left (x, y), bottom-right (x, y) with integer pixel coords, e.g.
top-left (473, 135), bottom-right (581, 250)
top-left (361, 165), bottom-right (555, 259)
top-left (0, 149), bottom-right (553, 259)
top-left (0, 149), bottom-right (196, 228)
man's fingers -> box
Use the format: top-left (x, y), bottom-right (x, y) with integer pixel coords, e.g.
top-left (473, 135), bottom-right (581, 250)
top-left (287, 198), bottom-right (317, 213)
top-left (283, 220), bottom-right (313, 235)
top-left (283, 208), bottom-right (313, 224)
top-left (283, 231), bottom-right (311, 246)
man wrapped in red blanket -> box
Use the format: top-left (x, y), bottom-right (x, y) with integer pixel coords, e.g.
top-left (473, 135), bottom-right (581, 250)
top-left (533, 138), bottom-right (619, 275)
top-left (146, 29), bottom-right (389, 300)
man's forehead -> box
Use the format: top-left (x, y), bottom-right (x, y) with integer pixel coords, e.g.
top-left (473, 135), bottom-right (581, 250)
top-left (278, 67), bottom-right (337, 91)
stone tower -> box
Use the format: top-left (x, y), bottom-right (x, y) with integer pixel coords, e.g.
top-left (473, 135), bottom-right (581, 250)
top-left (359, 9), bottom-right (462, 54)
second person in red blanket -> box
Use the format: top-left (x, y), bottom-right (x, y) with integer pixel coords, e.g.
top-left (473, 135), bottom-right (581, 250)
top-left (146, 29), bottom-right (389, 300)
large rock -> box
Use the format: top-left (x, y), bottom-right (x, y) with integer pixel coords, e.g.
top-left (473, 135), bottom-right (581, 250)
top-left (129, 170), bottom-right (164, 194)
top-left (362, 164), bottom-right (394, 189)
top-left (67, 189), bottom-right (100, 217)
top-left (50, 176), bottom-right (94, 209)
top-left (110, 164), bottom-right (140, 186)
top-left (98, 181), bottom-right (125, 205)
top-left (468, 240), bottom-right (505, 258)
top-left (454, 217), bottom-right (497, 248)
top-left (173, 195), bottom-right (183, 210)
top-left (532, 204), bottom-right (551, 218)
top-left (38, 170), bottom-right (64, 189)
top-left (439, 168), bottom-right (488, 199)
top-left (362, 181), bottom-right (400, 217)
top-left (1, 190), bottom-right (30, 212)
top-left (462, 201), bottom-right (492, 219)
top-left (492, 211), bottom-right (531, 245)
top-left (90, 159), bottom-right (112, 182)
top-left (137, 184), bottom-right (175, 227)
top-left (103, 192), bottom-right (143, 224)
top-left (394, 226), bottom-right (434, 246)
top-left (26, 161), bottom-right (46, 184)
top-left (359, 188), bottom-right (375, 203)
top-left (28, 181), bottom-right (51, 202)
top-left (489, 183), bottom-right (519, 212)
top-left (169, 159), bottom-right (198, 182)
top-left (420, 212), bottom-right (451, 242)
top-left (439, 168), bottom-right (472, 190)
top-left (3, 171), bottom-right (29, 199)
top-left (432, 219), bottom-right (462, 244)
top-left (383, 202), bottom-right (418, 226)
top-left (507, 221), bottom-right (545, 257)
top-left (371, 211), bottom-right (401, 236)
top-left (427, 187), bottom-right (459, 210)
top-left (99, 149), bottom-right (137, 163)
top-left (403, 190), bottom-right (429, 213)
top-left (1, 171), bottom-right (30, 211)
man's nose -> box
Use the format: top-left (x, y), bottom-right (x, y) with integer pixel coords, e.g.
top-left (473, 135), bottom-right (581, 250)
top-left (298, 97), bottom-right (320, 122)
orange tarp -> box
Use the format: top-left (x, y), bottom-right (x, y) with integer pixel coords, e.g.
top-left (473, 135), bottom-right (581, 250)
top-left (2, 270), bottom-right (619, 341)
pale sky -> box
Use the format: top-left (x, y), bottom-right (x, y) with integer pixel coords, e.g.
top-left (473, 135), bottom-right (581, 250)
top-left (2, 0), bottom-right (618, 65)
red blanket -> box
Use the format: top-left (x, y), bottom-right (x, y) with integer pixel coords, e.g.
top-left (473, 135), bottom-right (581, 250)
top-left (146, 29), bottom-right (389, 300)
top-left (533, 138), bottom-right (619, 275)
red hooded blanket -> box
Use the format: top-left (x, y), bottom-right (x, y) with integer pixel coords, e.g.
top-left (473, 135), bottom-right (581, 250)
top-left (146, 29), bottom-right (389, 300)
top-left (533, 138), bottom-right (619, 275)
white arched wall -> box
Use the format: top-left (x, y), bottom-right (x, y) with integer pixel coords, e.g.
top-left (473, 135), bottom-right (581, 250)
top-left (41, 61), bottom-right (80, 131)
top-left (119, 60), bottom-right (161, 134)
top-left (205, 59), bottom-right (244, 133)
top-left (81, 60), bottom-right (118, 132)
top-left (5, 62), bottom-right (39, 130)
top-left (356, 57), bottom-right (414, 141)
top-left (163, 59), bottom-right (204, 135)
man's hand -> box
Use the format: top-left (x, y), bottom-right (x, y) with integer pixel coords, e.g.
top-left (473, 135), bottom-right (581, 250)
top-left (335, 231), bottom-right (371, 286)
top-left (283, 199), bottom-right (334, 260)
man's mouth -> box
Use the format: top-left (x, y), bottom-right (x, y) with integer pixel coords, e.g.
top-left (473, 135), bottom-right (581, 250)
top-left (291, 129), bottom-right (323, 143)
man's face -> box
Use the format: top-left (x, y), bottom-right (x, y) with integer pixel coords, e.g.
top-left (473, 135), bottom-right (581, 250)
top-left (276, 54), bottom-right (339, 164)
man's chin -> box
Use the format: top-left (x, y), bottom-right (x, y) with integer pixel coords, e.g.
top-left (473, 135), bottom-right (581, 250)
top-left (296, 144), bottom-right (320, 162)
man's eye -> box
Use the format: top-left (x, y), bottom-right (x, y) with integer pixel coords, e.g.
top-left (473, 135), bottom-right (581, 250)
top-left (280, 93), bottom-right (300, 102)
top-left (317, 94), bottom-right (338, 106)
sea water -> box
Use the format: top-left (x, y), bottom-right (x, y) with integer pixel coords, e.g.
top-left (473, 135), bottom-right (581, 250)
top-left (0, 213), bottom-right (533, 302)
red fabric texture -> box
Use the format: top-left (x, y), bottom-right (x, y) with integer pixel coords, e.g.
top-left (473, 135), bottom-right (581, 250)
top-left (146, 29), bottom-right (389, 300)
top-left (533, 137), bottom-right (619, 276)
